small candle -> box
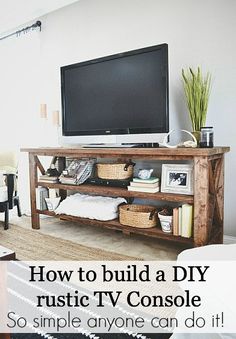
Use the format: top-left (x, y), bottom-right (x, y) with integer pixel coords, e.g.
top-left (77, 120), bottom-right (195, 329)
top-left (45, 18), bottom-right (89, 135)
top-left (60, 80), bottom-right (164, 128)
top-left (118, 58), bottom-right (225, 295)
top-left (40, 104), bottom-right (47, 119)
top-left (52, 110), bottom-right (60, 126)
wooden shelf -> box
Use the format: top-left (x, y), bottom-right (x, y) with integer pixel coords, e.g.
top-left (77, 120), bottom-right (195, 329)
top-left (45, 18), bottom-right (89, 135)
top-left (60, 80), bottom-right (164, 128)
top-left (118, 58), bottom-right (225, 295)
top-left (38, 181), bottom-right (194, 203)
top-left (37, 209), bottom-right (193, 246)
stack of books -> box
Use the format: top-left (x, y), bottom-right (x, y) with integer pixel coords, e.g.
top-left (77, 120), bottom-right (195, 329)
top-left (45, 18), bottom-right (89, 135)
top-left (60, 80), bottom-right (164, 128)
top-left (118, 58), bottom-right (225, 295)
top-left (59, 176), bottom-right (76, 185)
top-left (172, 204), bottom-right (193, 238)
top-left (39, 175), bottom-right (59, 183)
top-left (127, 177), bottom-right (160, 193)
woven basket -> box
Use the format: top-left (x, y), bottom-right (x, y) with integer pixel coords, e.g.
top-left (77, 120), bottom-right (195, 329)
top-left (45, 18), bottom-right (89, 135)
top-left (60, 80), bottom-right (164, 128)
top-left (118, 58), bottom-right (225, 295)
top-left (119, 204), bottom-right (157, 228)
top-left (96, 162), bottom-right (134, 180)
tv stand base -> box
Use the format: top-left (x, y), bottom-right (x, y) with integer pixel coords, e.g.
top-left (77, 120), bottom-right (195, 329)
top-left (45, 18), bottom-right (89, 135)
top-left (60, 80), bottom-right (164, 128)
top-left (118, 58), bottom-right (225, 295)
top-left (21, 146), bottom-right (230, 248)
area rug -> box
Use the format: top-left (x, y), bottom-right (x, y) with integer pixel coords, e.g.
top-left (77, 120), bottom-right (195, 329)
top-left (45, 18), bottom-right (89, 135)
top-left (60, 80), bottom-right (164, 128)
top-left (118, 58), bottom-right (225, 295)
top-left (0, 224), bottom-right (140, 261)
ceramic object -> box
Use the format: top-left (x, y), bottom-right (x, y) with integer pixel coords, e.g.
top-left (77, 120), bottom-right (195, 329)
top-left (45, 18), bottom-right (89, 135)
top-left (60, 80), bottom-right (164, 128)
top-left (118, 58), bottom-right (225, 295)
top-left (158, 211), bottom-right (173, 233)
top-left (138, 169), bottom-right (153, 180)
top-left (161, 129), bottom-right (197, 148)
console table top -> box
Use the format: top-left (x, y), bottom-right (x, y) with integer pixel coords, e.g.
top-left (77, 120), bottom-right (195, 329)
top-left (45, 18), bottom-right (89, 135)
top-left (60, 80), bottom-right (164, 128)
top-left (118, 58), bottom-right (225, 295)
top-left (21, 146), bottom-right (230, 158)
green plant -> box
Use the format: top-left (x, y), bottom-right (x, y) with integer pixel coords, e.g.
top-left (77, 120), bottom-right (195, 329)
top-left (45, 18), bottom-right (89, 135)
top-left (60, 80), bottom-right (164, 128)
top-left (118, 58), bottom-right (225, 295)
top-left (182, 67), bottom-right (211, 131)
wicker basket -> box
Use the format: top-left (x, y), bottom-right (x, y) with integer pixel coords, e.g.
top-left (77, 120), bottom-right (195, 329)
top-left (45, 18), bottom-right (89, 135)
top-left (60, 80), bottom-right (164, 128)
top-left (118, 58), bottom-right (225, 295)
top-left (96, 162), bottom-right (134, 180)
top-left (119, 204), bottom-right (157, 228)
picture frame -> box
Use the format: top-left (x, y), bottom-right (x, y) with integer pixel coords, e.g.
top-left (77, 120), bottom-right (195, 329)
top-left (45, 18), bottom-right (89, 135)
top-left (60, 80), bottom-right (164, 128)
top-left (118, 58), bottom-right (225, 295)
top-left (161, 164), bottom-right (194, 195)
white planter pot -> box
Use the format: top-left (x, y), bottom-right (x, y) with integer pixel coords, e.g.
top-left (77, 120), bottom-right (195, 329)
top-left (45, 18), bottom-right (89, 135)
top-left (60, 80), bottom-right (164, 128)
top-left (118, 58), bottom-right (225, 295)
top-left (158, 212), bottom-right (173, 233)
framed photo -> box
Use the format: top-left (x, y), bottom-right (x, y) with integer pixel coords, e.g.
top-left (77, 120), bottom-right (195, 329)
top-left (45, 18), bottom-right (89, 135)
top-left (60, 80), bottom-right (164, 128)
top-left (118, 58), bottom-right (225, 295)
top-left (161, 164), bottom-right (193, 195)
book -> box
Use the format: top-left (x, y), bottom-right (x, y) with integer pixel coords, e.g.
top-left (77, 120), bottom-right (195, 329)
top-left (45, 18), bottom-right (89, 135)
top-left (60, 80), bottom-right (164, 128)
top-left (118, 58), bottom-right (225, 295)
top-left (130, 181), bottom-right (160, 188)
top-left (39, 175), bottom-right (59, 183)
top-left (39, 179), bottom-right (59, 183)
top-left (173, 207), bottom-right (179, 236)
top-left (59, 177), bottom-right (76, 185)
top-left (178, 206), bottom-right (182, 236)
top-left (181, 204), bottom-right (193, 238)
top-left (127, 186), bottom-right (160, 193)
top-left (49, 189), bottom-right (57, 199)
top-left (36, 187), bottom-right (49, 210)
top-left (132, 177), bottom-right (160, 184)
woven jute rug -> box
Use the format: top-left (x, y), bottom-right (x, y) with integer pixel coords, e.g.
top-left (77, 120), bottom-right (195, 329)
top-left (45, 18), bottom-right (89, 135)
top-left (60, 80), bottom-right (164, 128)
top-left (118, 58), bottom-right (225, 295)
top-left (0, 224), bottom-right (140, 261)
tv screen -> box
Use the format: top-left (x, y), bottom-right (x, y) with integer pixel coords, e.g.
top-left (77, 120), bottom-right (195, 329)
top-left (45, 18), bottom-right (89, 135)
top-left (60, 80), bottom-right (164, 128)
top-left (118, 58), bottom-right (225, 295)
top-left (61, 43), bottom-right (169, 137)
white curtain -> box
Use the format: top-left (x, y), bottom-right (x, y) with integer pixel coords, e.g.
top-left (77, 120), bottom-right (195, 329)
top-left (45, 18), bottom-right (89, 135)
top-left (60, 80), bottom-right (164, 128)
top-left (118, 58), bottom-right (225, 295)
top-left (0, 31), bottom-right (41, 213)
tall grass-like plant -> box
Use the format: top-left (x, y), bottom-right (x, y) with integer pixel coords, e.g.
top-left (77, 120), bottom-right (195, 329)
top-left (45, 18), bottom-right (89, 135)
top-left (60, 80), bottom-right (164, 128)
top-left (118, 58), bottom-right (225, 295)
top-left (182, 67), bottom-right (211, 132)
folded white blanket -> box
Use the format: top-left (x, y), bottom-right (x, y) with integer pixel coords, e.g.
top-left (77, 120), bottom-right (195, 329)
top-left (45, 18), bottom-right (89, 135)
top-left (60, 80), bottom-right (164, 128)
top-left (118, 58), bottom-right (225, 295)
top-left (55, 193), bottom-right (126, 221)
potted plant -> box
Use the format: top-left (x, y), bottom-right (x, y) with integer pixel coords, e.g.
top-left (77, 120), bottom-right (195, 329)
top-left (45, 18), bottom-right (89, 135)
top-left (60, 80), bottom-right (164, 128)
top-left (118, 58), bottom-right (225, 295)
top-left (182, 67), bottom-right (211, 142)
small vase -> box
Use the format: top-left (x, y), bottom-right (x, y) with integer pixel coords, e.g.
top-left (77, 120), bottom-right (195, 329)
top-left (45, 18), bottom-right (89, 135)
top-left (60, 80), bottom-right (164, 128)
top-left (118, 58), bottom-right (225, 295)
top-left (158, 210), bottom-right (173, 233)
top-left (192, 131), bottom-right (201, 146)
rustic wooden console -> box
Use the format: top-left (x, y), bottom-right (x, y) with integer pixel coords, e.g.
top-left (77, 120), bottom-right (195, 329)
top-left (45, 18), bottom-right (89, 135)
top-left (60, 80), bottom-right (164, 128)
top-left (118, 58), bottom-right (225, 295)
top-left (21, 147), bottom-right (230, 248)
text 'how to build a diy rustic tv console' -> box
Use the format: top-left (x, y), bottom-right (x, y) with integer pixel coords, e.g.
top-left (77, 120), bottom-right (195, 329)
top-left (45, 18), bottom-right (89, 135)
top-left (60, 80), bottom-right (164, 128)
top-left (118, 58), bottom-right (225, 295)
top-left (21, 146), bottom-right (230, 248)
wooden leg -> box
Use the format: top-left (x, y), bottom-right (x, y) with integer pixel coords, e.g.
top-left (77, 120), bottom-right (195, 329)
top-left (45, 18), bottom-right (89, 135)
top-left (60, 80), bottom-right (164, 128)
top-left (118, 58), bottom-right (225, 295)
top-left (57, 157), bottom-right (67, 200)
top-left (29, 153), bottom-right (40, 229)
top-left (208, 156), bottom-right (225, 244)
top-left (215, 156), bottom-right (224, 243)
top-left (193, 156), bottom-right (209, 247)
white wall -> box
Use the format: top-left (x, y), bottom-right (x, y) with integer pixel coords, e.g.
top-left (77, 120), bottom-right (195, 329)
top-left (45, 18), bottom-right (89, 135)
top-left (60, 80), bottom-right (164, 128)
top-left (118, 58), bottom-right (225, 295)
top-left (35, 0), bottom-right (236, 235)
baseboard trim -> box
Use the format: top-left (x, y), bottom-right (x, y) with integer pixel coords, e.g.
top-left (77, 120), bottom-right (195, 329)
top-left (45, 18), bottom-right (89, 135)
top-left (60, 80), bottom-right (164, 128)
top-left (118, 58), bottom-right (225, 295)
top-left (224, 235), bottom-right (236, 244)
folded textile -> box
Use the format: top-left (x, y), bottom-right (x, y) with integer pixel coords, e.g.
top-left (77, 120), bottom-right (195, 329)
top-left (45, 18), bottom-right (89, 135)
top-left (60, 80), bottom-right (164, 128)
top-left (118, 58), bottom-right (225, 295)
top-left (55, 193), bottom-right (126, 221)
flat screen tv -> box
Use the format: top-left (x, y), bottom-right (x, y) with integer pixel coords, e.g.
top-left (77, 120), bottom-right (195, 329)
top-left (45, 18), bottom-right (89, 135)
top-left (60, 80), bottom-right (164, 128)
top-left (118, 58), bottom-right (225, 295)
top-left (61, 43), bottom-right (169, 145)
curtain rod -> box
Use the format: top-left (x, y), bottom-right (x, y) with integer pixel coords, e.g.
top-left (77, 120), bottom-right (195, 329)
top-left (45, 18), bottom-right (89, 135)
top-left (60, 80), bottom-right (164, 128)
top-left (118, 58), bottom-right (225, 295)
top-left (0, 20), bottom-right (42, 41)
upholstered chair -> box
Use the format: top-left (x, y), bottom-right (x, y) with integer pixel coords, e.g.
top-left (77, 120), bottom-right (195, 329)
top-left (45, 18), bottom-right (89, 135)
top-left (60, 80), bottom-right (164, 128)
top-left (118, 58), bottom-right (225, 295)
top-left (0, 150), bottom-right (21, 229)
